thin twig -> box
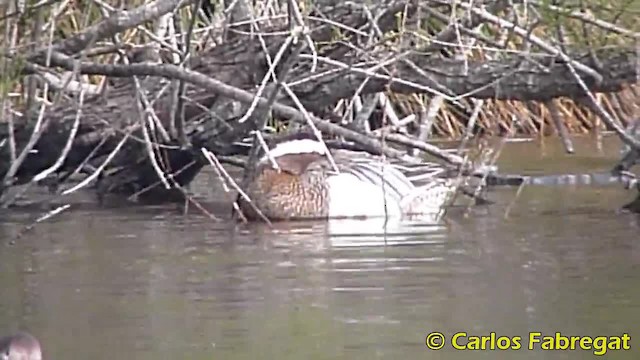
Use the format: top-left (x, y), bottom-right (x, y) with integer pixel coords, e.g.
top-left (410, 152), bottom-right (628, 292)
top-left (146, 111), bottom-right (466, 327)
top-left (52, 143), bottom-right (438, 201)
top-left (13, 204), bottom-right (71, 240)
top-left (201, 147), bottom-right (272, 225)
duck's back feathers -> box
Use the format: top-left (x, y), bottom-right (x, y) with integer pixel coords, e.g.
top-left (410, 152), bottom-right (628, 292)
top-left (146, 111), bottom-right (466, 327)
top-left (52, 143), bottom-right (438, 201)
top-left (338, 161), bottom-right (413, 202)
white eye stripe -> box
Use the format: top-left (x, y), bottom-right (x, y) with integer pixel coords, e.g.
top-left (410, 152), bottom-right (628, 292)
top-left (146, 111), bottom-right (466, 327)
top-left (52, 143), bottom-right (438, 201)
top-left (259, 139), bottom-right (327, 163)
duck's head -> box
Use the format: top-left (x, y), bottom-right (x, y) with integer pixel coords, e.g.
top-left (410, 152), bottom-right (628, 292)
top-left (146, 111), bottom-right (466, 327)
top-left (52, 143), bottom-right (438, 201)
top-left (258, 137), bottom-right (328, 175)
top-left (0, 332), bottom-right (42, 360)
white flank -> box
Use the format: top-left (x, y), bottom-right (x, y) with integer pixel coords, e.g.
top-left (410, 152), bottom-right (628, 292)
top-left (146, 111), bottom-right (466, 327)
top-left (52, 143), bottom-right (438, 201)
top-left (260, 139), bottom-right (327, 163)
top-left (327, 173), bottom-right (402, 218)
top-left (329, 174), bottom-right (456, 220)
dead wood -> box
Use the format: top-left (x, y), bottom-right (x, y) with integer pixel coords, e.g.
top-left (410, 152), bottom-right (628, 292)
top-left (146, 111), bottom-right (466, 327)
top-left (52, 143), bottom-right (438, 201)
top-left (1, 0), bottom-right (640, 210)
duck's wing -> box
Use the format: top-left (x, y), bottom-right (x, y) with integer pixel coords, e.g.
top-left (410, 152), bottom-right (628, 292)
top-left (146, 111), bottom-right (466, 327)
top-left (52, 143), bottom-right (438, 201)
top-left (329, 149), bottom-right (454, 200)
top-left (389, 162), bottom-right (449, 186)
top-left (336, 157), bottom-right (414, 201)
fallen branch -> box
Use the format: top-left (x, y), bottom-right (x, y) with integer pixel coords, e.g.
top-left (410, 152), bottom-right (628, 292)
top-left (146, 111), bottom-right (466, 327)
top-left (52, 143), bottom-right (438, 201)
top-left (25, 0), bottom-right (196, 59)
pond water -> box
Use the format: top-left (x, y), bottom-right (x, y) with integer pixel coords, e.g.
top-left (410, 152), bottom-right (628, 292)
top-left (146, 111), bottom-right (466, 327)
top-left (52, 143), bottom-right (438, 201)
top-left (1, 136), bottom-right (639, 360)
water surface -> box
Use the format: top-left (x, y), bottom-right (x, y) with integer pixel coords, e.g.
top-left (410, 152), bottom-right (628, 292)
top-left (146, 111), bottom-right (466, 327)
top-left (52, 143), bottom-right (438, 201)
top-left (1, 136), bottom-right (639, 359)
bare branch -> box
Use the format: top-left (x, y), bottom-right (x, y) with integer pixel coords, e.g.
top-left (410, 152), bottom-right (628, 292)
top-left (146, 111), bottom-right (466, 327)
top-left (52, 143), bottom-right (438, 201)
top-left (27, 0), bottom-right (196, 59)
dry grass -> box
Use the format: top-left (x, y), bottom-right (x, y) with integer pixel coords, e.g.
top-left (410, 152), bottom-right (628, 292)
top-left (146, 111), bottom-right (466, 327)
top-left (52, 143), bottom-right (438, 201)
top-left (1, 0), bottom-right (639, 142)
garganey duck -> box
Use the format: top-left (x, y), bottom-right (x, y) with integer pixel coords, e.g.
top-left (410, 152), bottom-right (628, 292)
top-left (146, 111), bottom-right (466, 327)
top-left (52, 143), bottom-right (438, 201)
top-left (238, 137), bottom-right (459, 221)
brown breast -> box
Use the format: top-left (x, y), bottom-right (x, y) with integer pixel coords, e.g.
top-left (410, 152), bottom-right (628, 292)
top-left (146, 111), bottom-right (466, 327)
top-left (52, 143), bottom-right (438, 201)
top-left (241, 166), bottom-right (330, 220)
